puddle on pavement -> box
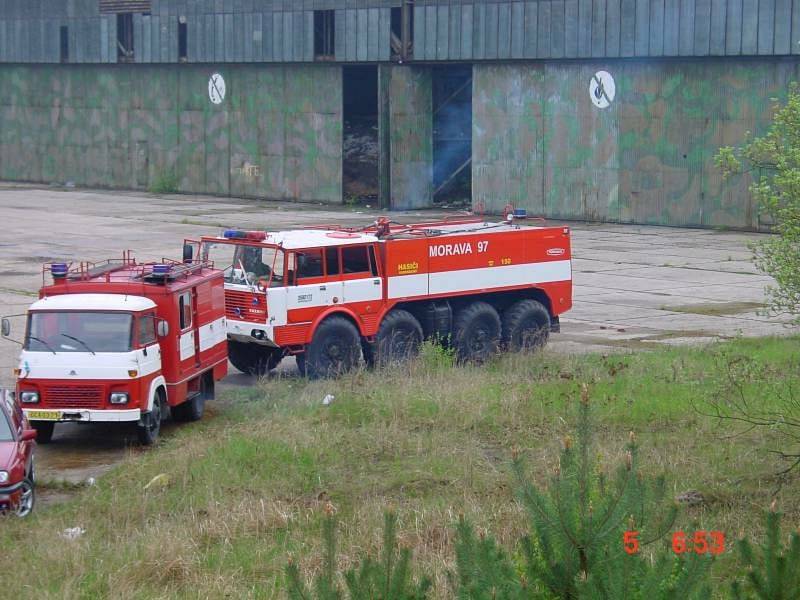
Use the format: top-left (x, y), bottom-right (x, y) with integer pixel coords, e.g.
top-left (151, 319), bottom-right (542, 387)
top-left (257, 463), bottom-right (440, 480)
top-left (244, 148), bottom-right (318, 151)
top-left (660, 301), bottom-right (765, 317)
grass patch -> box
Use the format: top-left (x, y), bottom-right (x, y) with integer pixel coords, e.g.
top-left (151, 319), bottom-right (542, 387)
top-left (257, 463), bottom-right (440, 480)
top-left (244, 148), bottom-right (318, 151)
top-left (2, 337), bottom-right (800, 597)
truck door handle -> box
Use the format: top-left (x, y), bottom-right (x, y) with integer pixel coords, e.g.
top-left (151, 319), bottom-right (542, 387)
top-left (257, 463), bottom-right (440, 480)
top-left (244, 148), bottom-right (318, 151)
top-left (319, 285), bottom-right (326, 291)
top-left (373, 279), bottom-right (380, 285)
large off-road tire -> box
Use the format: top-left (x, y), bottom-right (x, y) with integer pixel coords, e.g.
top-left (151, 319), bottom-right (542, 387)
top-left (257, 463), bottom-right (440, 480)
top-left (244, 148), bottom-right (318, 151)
top-left (304, 316), bottom-right (362, 379)
top-left (452, 301), bottom-right (501, 363)
top-left (31, 421), bottom-right (54, 444)
top-left (364, 309), bottom-right (424, 368)
top-left (502, 299), bottom-right (551, 352)
top-left (137, 390), bottom-right (164, 446)
top-left (228, 340), bottom-right (283, 376)
top-left (173, 373), bottom-right (213, 422)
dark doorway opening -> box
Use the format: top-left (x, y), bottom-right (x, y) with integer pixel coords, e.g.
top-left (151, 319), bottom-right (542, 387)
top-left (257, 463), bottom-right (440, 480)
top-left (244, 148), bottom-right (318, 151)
top-left (343, 65), bottom-right (379, 205)
top-left (390, 3), bottom-right (414, 61)
top-left (59, 26), bottom-right (69, 63)
top-left (117, 13), bottom-right (135, 62)
top-left (178, 18), bottom-right (188, 61)
top-left (314, 10), bottom-right (335, 60)
top-left (433, 65), bottom-right (472, 206)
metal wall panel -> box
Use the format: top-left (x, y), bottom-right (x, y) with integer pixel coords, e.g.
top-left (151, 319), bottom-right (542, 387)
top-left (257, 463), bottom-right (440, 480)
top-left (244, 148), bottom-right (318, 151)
top-left (472, 59), bottom-right (800, 229)
top-left (388, 65), bottom-right (433, 209)
top-left (538, 1), bottom-right (551, 59)
top-left (592, 0), bottom-right (606, 56)
top-left (0, 63), bottom-right (343, 201)
top-left (551, 0), bottom-right (565, 58)
top-left (709, 0), bottom-right (726, 55)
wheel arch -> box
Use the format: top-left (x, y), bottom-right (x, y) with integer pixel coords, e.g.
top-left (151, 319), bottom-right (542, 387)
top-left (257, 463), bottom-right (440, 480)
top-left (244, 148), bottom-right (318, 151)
top-left (145, 376), bottom-right (167, 412)
top-left (305, 307), bottom-right (364, 343)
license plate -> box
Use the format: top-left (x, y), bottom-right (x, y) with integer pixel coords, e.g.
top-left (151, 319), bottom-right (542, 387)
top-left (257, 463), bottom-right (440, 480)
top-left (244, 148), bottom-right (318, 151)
top-left (26, 410), bottom-right (61, 421)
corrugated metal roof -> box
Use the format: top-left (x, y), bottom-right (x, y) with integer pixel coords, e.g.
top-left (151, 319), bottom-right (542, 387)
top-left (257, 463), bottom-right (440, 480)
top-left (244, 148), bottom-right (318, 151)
top-left (99, 1), bottom-right (152, 15)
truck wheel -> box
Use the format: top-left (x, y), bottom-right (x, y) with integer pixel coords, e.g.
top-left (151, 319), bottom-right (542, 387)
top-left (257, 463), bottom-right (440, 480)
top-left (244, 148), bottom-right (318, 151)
top-left (31, 421), bottom-right (54, 444)
top-left (452, 302), bottom-right (501, 363)
top-left (366, 309), bottom-right (424, 368)
top-left (304, 316), bottom-right (361, 379)
top-left (228, 340), bottom-right (283, 376)
top-left (502, 299), bottom-right (551, 351)
top-left (173, 373), bottom-right (212, 422)
top-left (137, 391), bottom-right (163, 446)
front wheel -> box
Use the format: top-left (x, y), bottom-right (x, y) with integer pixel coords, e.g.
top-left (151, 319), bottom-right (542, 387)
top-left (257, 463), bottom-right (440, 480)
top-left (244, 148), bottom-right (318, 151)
top-left (14, 478), bottom-right (35, 518)
top-left (31, 421), bottom-right (55, 444)
top-left (137, 391), bottom-right (163, 446)
top-left (304, 316), bottom-right (361, 379)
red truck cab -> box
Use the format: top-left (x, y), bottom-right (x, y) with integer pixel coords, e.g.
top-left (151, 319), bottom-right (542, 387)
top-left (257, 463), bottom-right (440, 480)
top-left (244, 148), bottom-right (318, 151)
top-left (4, 254), bottom-right (228, 445)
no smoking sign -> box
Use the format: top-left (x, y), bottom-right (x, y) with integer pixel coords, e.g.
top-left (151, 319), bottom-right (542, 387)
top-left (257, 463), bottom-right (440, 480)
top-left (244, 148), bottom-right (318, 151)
top-left (590, 71), bottom-right (615, 109)
top-left (208, 73), bottom-right (226, 105)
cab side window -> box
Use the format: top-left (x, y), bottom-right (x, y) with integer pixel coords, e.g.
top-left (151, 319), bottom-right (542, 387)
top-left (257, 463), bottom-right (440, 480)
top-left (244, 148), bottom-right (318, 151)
top-left (295, 250), bottom-right (324, 281)
top-left (342, 246), bottom-right (370, 274)
top-left (179, 292), bottom-right (193, 330)
top-left (138, 313), bottom-right (157, 346)
top-left (325, 248), bottom-right (341, 277)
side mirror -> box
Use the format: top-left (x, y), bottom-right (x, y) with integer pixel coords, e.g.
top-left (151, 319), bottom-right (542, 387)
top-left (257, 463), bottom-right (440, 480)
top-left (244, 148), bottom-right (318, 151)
top-left (157, 320), bottom-right (170, 337)
top-left (21, 429), bottom-right (36, 442)
top-left (1, 318), bottom-right (9, 337)
top-left (183, 243), bottom-right (194, 263)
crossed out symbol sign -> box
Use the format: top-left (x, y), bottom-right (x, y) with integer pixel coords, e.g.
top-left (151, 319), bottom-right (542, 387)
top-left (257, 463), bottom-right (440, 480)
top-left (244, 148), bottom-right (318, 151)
top-left (590, 71), bottom-right (615, 109)
top-left (209, 73), bottom-right (226, 105)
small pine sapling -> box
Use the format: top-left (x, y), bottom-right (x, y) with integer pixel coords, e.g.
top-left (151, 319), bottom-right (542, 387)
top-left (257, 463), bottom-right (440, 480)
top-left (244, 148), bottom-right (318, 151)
top-left (452, 385), bottom-right (712, 599)
top-left (731, 503), bottom-right (800, 599)
top-left (285, 506), bottom-right (431, 600)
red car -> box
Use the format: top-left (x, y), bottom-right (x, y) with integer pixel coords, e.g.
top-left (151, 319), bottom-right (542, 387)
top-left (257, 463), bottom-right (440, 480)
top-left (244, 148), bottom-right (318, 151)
top-left (0, 393), bottom-right (36, 517)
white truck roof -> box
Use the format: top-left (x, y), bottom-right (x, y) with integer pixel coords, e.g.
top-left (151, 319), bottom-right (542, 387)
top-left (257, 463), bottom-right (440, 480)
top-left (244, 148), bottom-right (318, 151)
top-left (30, 294), bottom-right (156, 312)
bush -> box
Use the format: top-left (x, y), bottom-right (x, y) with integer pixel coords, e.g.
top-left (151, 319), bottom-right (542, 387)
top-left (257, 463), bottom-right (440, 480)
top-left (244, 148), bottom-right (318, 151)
top-left (717, 83), bottom-right (800, 323)
top-left (148, 170), bottom-right (179, 194)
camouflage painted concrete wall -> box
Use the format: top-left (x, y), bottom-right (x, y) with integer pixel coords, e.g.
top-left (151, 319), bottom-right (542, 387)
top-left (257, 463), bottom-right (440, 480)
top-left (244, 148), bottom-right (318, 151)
top-left (388, 65), bottom-right (433, 210)
top-left (473, 59), bottom-right (799, 229)
top-left (0, 64), bottom-right (342, 203)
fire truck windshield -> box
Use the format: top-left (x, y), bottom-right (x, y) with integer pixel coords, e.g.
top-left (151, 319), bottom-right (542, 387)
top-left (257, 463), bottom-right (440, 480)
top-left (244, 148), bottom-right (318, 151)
top-left (25, 312), bottom-right (133, 353)
top-left (202, 241), bottom-right (285, 287)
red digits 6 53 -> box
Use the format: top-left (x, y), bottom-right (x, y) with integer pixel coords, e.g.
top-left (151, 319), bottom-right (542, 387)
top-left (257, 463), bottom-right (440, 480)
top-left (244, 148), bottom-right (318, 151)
top-left (672, 531), bottom-right (725, 555)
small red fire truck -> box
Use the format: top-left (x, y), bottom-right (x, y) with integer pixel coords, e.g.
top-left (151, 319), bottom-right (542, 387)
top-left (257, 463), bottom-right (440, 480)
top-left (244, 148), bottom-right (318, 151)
top-left (191, 216), bottom-right (572, 378)
top-left (2, 254), bottom-right (228, 445)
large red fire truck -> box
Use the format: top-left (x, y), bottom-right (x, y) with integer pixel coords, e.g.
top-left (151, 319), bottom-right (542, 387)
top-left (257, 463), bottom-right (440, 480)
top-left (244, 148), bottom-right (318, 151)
top-left (1, 254), bottom-right (228, 445)
top-left (191, 216), bottom-right (572, 378)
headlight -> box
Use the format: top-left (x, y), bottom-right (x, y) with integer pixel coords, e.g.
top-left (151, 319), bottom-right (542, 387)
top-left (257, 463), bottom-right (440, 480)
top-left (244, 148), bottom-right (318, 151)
top-left (19, 391), bottom-right (39, 404)
top-left (109, 392), bottom-right (129, 405)
top-left (0, 471), bottom-right (8, 484)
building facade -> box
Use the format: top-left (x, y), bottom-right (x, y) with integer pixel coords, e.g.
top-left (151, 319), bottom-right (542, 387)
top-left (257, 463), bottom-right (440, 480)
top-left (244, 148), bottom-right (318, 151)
top-left (0, 0), bottom-right (798, 229)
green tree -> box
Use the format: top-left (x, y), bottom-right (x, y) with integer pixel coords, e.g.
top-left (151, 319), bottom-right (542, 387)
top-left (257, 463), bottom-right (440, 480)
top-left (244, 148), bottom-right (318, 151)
top-left (286, 508), bottom-right (432, 600)
top-left (717, 83), bottom-right (800, 322)
top-left (731, 505), bottom-right (800, 599)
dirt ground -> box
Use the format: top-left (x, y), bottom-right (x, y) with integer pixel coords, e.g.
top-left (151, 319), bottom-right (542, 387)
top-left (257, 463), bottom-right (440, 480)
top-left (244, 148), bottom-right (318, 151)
top-left (0, 184), bottom-right (791, 487)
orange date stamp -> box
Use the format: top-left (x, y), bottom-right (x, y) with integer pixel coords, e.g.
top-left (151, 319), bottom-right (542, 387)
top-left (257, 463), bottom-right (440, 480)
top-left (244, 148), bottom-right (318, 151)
top-left (623, 530), bottom-right (725, 555)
